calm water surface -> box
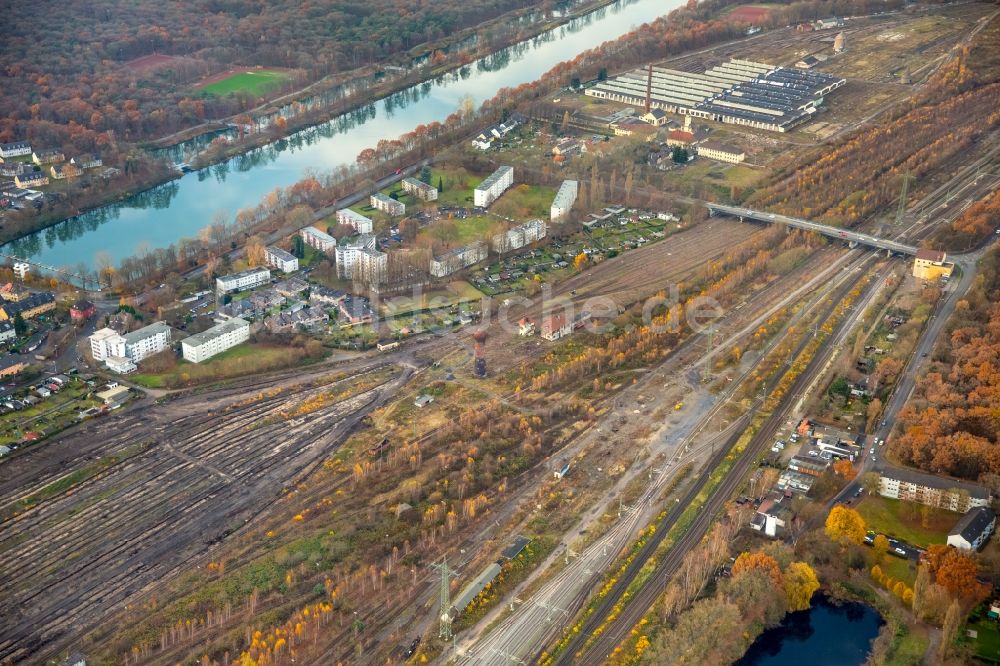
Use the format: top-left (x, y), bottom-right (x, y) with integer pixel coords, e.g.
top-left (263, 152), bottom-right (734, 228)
top-left (8, 0), bottom-right (681, 271)
top-left (734, 596), bottom-right (885, 666)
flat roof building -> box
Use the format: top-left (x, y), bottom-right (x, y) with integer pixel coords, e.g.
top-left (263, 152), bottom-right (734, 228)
top-left (335, 208), bottom-right (374, 234)
top-left (698, 141), bottom-right (746, 164)
top-left (493, 219), bottom-right (547, 254)
top-left (265, 246), bottom-right (299, 274)
top-left (474, 166), bottom-right (514, 208)
top-left (878, 467), bottom-right (990, 513)
top-left (371, 192), bottom-right (405, 216)
top-left (430, 242), bottom-right (488, 277)
top-left (550, 180), bottom-right (578, 221)
top-left (216, 267), bottom-right (271, 294)
top-left (122, 321), bottom-right (172, 363)
top-left (181, 317), bottom-right (250, 363)
top-left (300, 226), bottom-right (337, 252)
top-left (401, 177), bottom-right (438, 201)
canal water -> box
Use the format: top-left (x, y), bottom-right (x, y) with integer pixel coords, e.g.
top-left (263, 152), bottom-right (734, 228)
top-left (734, 595), bottom-right (885, 666)
top-left (8, 0), bottom-right (681, 272)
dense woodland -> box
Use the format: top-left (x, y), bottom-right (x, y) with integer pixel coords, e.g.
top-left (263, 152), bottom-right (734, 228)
top-left (890, 244), bottom-right (1000, 480)
top-left (0, 0), bottom-right (547, 148)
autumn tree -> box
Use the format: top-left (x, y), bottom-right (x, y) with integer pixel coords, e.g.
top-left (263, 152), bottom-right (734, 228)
top-left (825, 505), bottom-right (866, 545)
top-left (872, 534), bottom-right (889, 566)
top-left (732, 551), bottom-right (783, 586)
top-left (934, 549), bottom-right (981, 600)
top-left (573, 252), bottom-right (588, 271)
top-left (940, 599), bottom-right (962, 661)
top-left (832, 459), bottom-right (856, 479)
top-left (783, 562), bottom-right (820, 611)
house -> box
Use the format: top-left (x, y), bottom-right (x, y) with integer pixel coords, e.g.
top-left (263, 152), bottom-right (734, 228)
top-left (611, 117), bottom-right (656, 137)
top-left (472, 133), bottom-right (494, 151)
top-left (105, 355), bottom-right (137, 374)
top-left (474, 166), bottom-right (514, 208)
top-left (401, 177), bottom-right (438, 201)
top-left (96, 385), bottom-right (131, 406)
top-left (337, 296), bottom-right (374, 325)
top-left (787, 455), bottom-right (829, 477)
top-left (0, 141), bottom-right (31, 159)
top-left (0, 357), bottom-right (26, 378)
top-left (551, 139), bottom-right (582, 157)
top-left (0, 292), bottom-right (56, 320)
top-left (309, 287), bottom-right (346, 308)
top-left (263, 309), bottom-right (328, 333)
top-left (698, 141), bottom-right (745, 164)
top-left (70, 300), bottom-right (96, 321)
top-left (0, 284), bottom-right (30, 302)
top-left (540, 314), bottom-right (572, 341)
top-left (0, 321), bottom-right (15, 344)
top-left (32, 149), bottom-right (65, 165)
top-left (273, 277), bottom-right (309, 299)
top-left (35, 386), bottom-right (51, 398)
top-left (181, 317), bottom-right (250, 363)
top-left (550, 180), bottom-right (578, 221)
top-left (334, 208), bottom-right (374, 234)
top-left (777, 469), bottom-right (815, 493)
top-left (947, 507), bottom-right (995, 551)
top-left (665, 129), bottom-right (695, 148)
top-left (299, 226), bottom-right (337, 253)
top-left (264, 246), bottom-right (299, 273)
top-left (215, 267), bottom-right (271, 294)
top-left (518, 318), bottom-right (536, 336)
top-left (429, 242), bottom-right (488, 278)
top-left (370, 192), bottom-right (405, 216)
top-left (70, 154), bottom-right (102, 169)
top-left (878, 468), bottom-right (990, 513)
top-left (414, 394), bottom-right (434, 408)
top-left (642, 108), bottom-right (668, 126)
top-left (750, 495), bottom-right (794, 538)
top-left (14, 169), bottom-right (48, 188)
top-left (912, 249), bottom-right (953, 281)
top-left (50, 164), bottom-right (71, 180)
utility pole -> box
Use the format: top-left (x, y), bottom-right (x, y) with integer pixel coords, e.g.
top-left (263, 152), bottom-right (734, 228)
top-left (430, 557), bottom-right (458, 641)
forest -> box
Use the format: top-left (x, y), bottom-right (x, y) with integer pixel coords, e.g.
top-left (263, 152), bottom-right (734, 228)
top-left (0, 0), bottom-right (547, 149)
top-left (889, 244), bottom-right (1000, 481)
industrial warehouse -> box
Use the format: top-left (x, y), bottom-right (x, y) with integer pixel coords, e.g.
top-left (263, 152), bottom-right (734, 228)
top-left (586, 58), bottom-right (846, 132)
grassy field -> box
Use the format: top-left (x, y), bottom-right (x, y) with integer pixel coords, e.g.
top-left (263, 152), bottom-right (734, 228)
top-left (380, 281), bottom-right (483, 317)
top-left (491, 183), bottom-right (557, 219)
top-left (879, 552), bottom-right (916, 586)
top-left (198, 69), bottom-right (289, 97)
top-left (132, 344), bottom-right (312, 388)
top-left (856, 495), bottom-right (956, 548)
top-left (965, 618), bottom-right (1000, 663)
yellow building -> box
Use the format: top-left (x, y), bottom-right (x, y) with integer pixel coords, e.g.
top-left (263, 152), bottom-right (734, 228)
top-left (698, 140), bottom-right (745, 164)
top-left (912, 249), bottom-right (953, 280)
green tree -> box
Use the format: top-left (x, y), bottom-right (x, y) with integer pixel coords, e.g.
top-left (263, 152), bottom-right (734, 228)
top-left (420, 165), bottom-right (432, 185)
top-left (291, 235), bottom-right (306, 258)
top-left (671, 146), bottom-right (688, 163)
top-left (437, 176), bottom-right (444, 192)
top-left (12, 312), bottom-right (26, 337)
top-left (828, 376), bottom-right (851, 401)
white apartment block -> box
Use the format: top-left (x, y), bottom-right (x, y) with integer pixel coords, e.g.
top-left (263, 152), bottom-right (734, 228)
top-left (335, 235), bottom-right (378, 280)
top-left (300, 226), bottom-right (337, 252)
top-left (182, 317), bottom-right (250, 363)
top-left (89, 327), bottom-right (126, 361)
top-left (474, 166), bottom-right (514, 207)
top-left (0, 141), bottom-right (31, 159)
top-left (370, 192), bottom-right (405, 216)
top-left (216, 267), bottom-right (271, 294)
top-left (355, 248), bottom-right (388, 285)
top-left (430, 241), bottom-right (488, 277)
top-left (492, 219), bottom-right (547, 253)
top-left (335, 208), bottom-right (374, 234)
top-left (122, 321), bottom-right (173, 363)
top-left (265, 246), bottom-right (299, 273)
top-left (401, 177), bottom-right (438, 201)
top-left (550, 180), bottom-right (578, 221)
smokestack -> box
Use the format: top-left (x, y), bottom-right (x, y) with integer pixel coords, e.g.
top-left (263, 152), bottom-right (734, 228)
top-left (472, 330), bottom-right (488, 378)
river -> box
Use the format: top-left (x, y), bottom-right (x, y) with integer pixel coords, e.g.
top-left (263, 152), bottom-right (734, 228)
top-left (7, 0), bottom-right (680, 273)
top-left (734, 595), bottom-right (885, 666)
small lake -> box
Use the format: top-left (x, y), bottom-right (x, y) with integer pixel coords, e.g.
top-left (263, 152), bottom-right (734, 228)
top-left (734, 595), bottom-right (885, 666)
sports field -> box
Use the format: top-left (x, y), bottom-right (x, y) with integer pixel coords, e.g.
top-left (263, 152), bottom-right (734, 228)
top-left (197, 69), bottom-right (289, 96)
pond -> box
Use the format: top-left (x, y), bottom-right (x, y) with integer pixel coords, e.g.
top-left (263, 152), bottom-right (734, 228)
top-left (734, 595), bottom-right (885, 666)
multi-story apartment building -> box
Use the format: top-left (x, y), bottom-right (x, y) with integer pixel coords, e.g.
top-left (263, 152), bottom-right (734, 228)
top-left (550, 180), bottom-right (578, 221)
top-left (215, 267), bottom-right (272, 294)
top-left (878, 468), bottom-right (990, 513)
top-left (300, 226), bottom-right (337, 252)
top-left (370, 192), bottom-right (405, 216)
top-left (181, 317), bottom-right (250, 363)
top-left (335, 208), bottom-right (374, 234)
top-left (473, 166), bottom-right (513, 207)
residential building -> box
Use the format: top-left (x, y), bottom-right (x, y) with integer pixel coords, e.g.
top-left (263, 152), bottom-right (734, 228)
top-left (337, 296), bottom-right (373, 325)
top-left (105, 355), bottom-right (137, 374)
top-left (122, 321), bottom-right (172, 362)
top-left (666, 129), bottom-right (696, 148)
top-left (474, 166), bottom-right (514, 207)
top-left (70, 300), bottom-right (96, 321)
top-left (309, 287), bottom-right (346, 308)
top-left (90, 328), bottom-right (126, 361)
top-left (750, 495), bottom-right (794, 538)
top-left (70, 154), bottom-right (102, 169)
top-left (540, 314), bottom-right (572, 341)
top-left (0, 141), bottom-right (31, 159)
top-left (611, 117), bottom-right (656, 137)
top-left (0, 292), bottom-right (55, 320)
top-left (429, 242), bottom-right (488, 277)
top-left (551, 139), bottom-right (583, 157)
top-left (0, 284), bottom-right (30, 302)
top-left (273, 278), bottom-right (309, 299)
top-left (215, 267), bottom-right (271, 294)
top-left (698, 141), bottom-right (746, 164)
top-left (335, 234), bottom-right (378, 279)
top-left (264, 246), bottom-right (299, 273)
top-left (355, 247), bottom-right (388, 285)
top-left (264, 309), bottom-right (328, 333)
top-left (947, 507), bottom-right (995, 551)
top-left (14, 169), bottom-right (48, 188)
top-left (0, 358), bottom-right (26, 378)
top-left (370, 192), bottom-right (405, 216)
top-left (335, 208), bottom-right (374, 234)
top-left (50, 164), bottom-right (70, 180)
top-left (300, 226), bottom-right (337, 253)
top-left (181, 317), bottom-right (250, 363)
top-left (912, 249), bottom-right (953, 281)
top-left (32, 149), bottom-right (65, 165)
top-left (470, 116), bottom-right (523, 150)
top-left (12, 263), bottom-right (29, 280)
top-left (787, 455), bottom-right (829, 477)
top-left (550, 180), bottom-right (578, 221)
top-left (401, 177), bottom-right (438, 201)
top-left (777, 469), bottom-right (815, 493)
top-left (642, 108), bottom-right (669, 126)
top-left (878, 468), bottom-right (990, 513)
top-left (518, 318), bottom-right (535, 336)
top-left (0, 321), bottom-right (15, 343)
top-left (96, 385), bottom-right (131, 406)
top-left (493, 219), bottom-right (547, 254)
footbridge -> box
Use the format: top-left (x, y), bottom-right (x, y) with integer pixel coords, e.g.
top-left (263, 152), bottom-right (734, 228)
top-left (706, 203), bottom-right (919, 256)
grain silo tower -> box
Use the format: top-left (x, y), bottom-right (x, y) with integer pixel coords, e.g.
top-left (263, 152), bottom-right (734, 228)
top-left (834, 32), bottom-right (846, 53)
